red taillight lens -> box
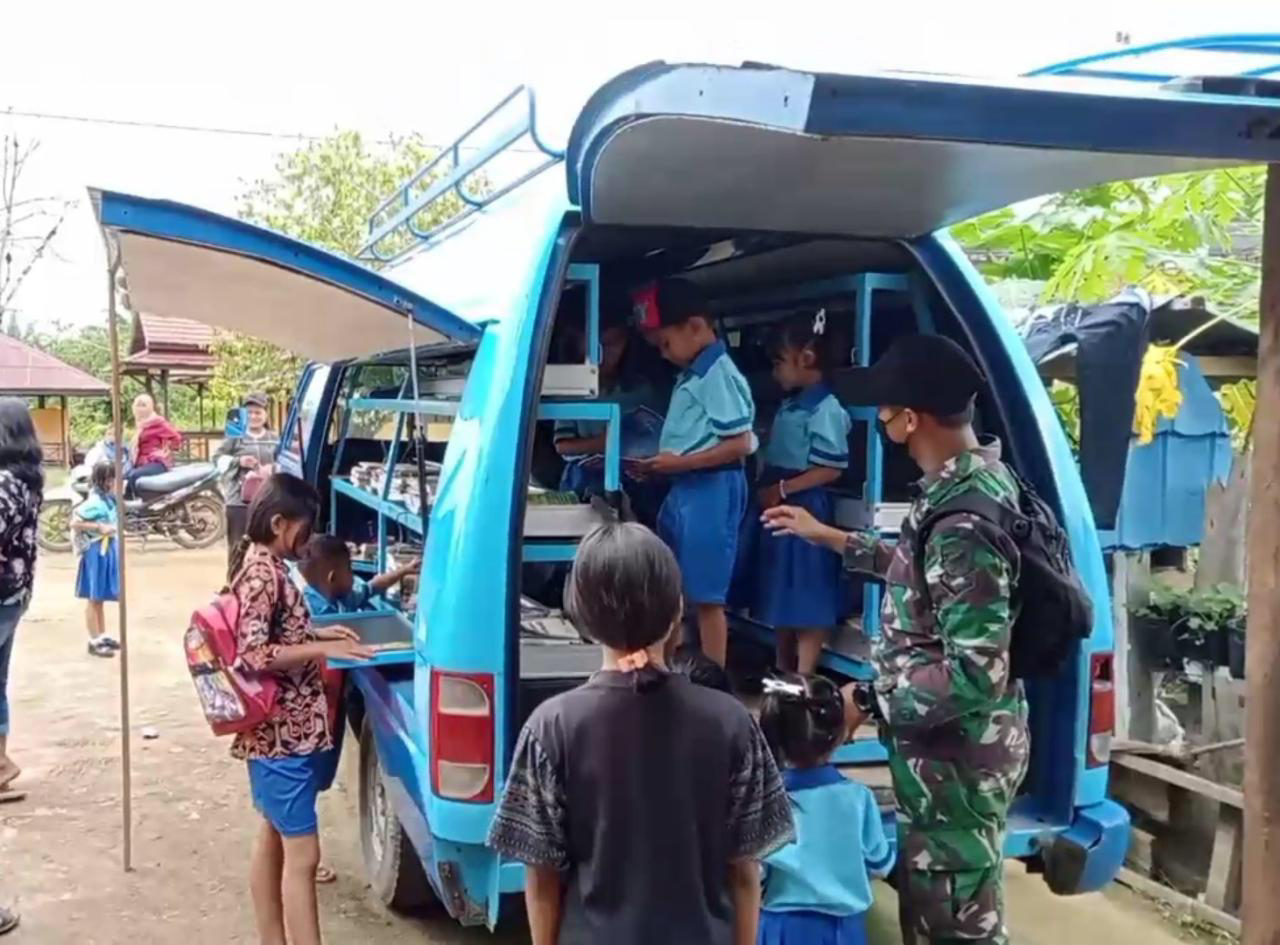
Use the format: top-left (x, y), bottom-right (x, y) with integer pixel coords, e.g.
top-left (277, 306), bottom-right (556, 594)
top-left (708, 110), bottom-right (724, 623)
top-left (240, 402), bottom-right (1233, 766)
top-left (430, 671), bottom-right (495, 802)
top-left (1087, 652), bottom-right (1115, 768)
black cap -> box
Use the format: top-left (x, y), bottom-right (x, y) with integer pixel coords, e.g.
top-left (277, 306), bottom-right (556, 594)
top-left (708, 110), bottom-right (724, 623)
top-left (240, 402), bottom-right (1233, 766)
top-left (631, 278), bottom-right (708, 331)
top-left (242, 391), bottom-right (269, 409)
top-left (832, 334), bottom-right (984, 415)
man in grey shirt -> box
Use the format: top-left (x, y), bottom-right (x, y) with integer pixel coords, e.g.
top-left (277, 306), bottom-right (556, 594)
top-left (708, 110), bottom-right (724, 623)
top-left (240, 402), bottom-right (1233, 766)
top-left (216, 392), bottom-right (279, 569)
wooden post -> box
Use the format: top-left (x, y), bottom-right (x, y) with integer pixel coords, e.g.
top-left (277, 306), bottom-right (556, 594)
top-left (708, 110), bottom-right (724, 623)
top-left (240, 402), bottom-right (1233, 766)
top-left (60, 395), bottom-right (68, 468)
top-left (1244, 163), bottom-right (1279, 945)
top-left (106, 254), bottom-right (133, 872)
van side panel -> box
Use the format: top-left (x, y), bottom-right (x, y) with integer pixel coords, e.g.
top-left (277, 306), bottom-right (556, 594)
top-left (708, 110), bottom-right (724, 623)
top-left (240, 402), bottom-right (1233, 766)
top-left (908, 232), bottom-right (1112, 816)
top-left (409, 187), bottom-right (573, 924)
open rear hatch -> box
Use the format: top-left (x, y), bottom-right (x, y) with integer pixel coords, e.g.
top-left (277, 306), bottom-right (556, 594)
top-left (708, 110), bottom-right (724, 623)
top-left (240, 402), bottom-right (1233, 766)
top-left (91, 189), bottom-right (482, 362)
top-left (567, 63), bottom-right (1280, 235)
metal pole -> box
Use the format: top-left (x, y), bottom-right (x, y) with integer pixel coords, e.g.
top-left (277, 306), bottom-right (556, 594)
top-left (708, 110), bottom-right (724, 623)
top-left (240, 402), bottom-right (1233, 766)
top-left (106, 251), bottom-right (133, 872)
top-left (1244, 163), bottom-right (1279, 945)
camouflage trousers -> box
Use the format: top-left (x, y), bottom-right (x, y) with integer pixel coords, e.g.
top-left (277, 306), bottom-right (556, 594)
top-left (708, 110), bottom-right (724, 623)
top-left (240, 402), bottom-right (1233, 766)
top-left (887, 721), bottom-right (1029, 945)
top-left (898, 853), bottom-right (1008, 945)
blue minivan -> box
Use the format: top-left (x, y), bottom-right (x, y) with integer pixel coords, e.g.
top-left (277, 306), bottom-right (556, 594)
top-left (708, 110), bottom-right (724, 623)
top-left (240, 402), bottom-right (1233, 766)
top-left (93, 62), bottom-right (1280, 930)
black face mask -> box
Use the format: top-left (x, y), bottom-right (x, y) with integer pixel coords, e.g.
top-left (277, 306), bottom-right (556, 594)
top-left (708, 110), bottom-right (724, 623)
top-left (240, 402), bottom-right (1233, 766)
top-left (877, 409), bottom-right (908, 446)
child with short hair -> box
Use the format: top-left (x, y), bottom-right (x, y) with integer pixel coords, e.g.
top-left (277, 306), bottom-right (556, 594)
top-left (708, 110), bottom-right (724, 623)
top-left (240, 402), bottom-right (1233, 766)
top-left (632, 278), bottom-right (756, 667)
top-left (489, 523), bottom-right (794, 945)
top-left (757, 674), bottom-right (894, 945)
top-left (295, 535), bottom-right (418, 616)
top-left (755, 311), bottom-right (853, 674)
top-left (72, 462), bottom-right (121, 658)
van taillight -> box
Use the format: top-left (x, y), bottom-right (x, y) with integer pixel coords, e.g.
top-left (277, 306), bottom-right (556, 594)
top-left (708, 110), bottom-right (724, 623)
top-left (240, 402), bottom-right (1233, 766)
top-left (1087, 652), bottom-right (1115, 768)
top-left (430, 671), bottom-right (495, 803)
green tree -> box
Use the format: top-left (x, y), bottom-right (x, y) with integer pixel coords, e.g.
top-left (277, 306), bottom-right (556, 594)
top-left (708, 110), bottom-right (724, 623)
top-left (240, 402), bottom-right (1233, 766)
top-left (217, 131), bottom-right (468, 404)
top-left (954, 167), bottom-right (1265, 321)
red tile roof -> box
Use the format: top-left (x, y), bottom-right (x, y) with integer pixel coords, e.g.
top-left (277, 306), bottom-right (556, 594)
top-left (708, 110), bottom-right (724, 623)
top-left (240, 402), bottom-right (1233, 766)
top-left (0, 334), bottom-right (109, 396)
top-left (129, 314), bottom-right (215, 354)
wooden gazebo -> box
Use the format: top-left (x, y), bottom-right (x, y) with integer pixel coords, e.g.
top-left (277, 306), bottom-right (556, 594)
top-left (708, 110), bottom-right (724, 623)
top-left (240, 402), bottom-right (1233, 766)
top-left (122, 312), bottom-right (215, 416)
top-left (0, 333), bottom-right (109, 465)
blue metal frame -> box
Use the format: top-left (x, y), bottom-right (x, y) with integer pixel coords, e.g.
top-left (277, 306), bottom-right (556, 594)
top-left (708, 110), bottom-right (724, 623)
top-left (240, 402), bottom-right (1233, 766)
top-left (359, 86), bottom-right (565, 262)
top-left (567, 263), bottom-right (601, 366)
top-left (1030, 33), bottom-right (1280, 82)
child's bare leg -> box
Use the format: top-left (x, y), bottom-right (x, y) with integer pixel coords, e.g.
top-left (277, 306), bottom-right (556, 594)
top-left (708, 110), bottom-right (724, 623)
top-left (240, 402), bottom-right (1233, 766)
top-left (250, 818), bottom-right (286, 945)
top-left (775, 628), bottom-right (797, 673)
top-left (795, 628), bottom-right (825, 675)
top-left (85, 601), bottom-right (103, 640)
top-left (281, 832), bottom-right (323, 945)
top-left (697, 603), bottom-right (728, 668)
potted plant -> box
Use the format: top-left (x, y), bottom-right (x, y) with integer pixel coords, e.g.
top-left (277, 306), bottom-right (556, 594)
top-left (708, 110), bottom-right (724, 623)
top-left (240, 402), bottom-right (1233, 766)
top-left (1171, 584), bottom-right (1244, 668)
top-left (1131, 584), bottom-right (1183, 669)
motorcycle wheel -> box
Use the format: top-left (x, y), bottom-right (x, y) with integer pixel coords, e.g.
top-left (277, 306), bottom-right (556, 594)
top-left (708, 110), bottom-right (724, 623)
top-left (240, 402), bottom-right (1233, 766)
top-left (171, 494), bottom-right (227, 550)
top-left (37, 499), bottom-right (74, 554)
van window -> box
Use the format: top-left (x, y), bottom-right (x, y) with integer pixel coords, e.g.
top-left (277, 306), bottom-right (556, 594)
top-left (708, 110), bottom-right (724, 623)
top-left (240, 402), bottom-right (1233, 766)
top-left (277, 363), bottom-right (332, 477)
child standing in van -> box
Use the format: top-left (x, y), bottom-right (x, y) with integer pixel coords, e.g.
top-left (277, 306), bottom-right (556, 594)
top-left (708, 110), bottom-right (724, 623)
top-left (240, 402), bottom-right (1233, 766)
top-left (488, 523), bottom-right (794, 945)
top-left (758, 674), bottom-right (893, 945)
top-left (228, 473), bottom-right (372, 945)
top-left (71, 462), bottom-right (120, 658)
top-left (755, 312), bottom-right (853, 674)
top-left (632, 279), bottom-right (756, 667)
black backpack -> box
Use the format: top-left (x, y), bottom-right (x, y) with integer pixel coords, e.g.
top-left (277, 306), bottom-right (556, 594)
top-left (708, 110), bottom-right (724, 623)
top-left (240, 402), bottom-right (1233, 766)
top-left (911, 472), bottom-right (1093, 679)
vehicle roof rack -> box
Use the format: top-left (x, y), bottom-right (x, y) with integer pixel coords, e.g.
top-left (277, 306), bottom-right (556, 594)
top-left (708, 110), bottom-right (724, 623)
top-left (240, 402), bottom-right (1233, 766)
top-left (1029, 33), bottom-right (1280, 84)
top-left (358, 86), bottom-right (564, 263)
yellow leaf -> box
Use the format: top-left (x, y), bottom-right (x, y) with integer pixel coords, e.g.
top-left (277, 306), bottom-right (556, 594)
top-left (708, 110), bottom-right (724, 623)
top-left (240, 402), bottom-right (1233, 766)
top-left (1133, 345), bottom-right (1183, 444)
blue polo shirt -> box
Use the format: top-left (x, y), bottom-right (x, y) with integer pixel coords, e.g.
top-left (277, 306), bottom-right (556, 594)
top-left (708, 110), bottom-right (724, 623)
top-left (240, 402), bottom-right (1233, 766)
top-left (763, 383), bottom-right (853, 472)
top-left (659, 340), bottom-right (757, 456)
top-left (761, 764), bottom-right (894, 917)
top-left (289, 564), bottom-right (375, 616)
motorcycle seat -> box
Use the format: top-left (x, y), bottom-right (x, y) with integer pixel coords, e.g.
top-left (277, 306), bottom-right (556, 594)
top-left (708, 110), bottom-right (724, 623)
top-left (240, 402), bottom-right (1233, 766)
top-left (134, 463), bottom-right (216, 496)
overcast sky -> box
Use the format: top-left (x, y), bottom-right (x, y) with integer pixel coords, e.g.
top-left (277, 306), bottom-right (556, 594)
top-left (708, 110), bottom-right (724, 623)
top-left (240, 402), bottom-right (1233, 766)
top-left (3, 0), bottom-right (1276, 332)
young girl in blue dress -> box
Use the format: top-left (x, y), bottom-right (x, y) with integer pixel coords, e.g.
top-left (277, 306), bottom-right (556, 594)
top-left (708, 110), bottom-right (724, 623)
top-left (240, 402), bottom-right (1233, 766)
top-left (72, 462), bottom-right (121, 658)
top-left (758, 674), bottom-right (894, 945)
top-left (755, 311), bottom-right (853, 673)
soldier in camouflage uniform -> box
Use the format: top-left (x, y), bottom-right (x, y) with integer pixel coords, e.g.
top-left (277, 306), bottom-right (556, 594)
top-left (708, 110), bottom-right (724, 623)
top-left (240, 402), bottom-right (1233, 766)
top-left (763, 334), bottom-right (1029, 945)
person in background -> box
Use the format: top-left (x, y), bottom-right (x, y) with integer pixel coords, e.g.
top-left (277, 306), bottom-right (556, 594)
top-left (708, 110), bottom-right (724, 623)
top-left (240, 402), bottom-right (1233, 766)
top-left (756, 674), bottom-right (893, 945)
top-left (125, 393), bottom-right (182, 493)
top-left (84, 425), bottom-right (132, 475)
top-left (763, 335), bottom-right (1028, 945)
top-left (294, 535), bottom-right (418, 617)
top-left (217, 392), bottom-right (279, 566)
top-left (0, 398), bottom-right (42, 812)
top-left (71, 462), bottom-right (121, 658)
top-left (553, 288), bottom-right (663, 502)
top-left (752, 311), bottom-right (853, 674)
top-left (228, 473), bottom-right (373, 945)
top-left (488, 523), bottom-right (793, 945)
top-left (631, 279), bottom-right (757, 668)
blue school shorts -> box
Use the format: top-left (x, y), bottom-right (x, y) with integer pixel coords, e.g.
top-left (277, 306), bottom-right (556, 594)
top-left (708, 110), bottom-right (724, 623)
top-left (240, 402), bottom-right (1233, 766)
top-left (657, 466), bottom-right (747, 605)
top-left (247, 753), bottom-right (325, 837)
top-left (758, 909), bottom-right (868, 945)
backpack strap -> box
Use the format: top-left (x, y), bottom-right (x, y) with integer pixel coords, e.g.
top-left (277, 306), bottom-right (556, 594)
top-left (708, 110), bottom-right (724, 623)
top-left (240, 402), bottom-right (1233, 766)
top-left (910, 494), bottom-right (1018, 602)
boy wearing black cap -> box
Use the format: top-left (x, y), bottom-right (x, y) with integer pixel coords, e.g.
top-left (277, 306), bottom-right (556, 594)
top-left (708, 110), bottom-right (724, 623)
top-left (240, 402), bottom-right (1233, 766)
top-left (763, 334), bottom-right (1029, 945)
top-left (631, 278), bottom-right (756, 668)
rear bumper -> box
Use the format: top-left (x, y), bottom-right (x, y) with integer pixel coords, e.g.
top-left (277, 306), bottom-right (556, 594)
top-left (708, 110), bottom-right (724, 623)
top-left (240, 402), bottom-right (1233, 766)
top-left (1040, 799), bottom-right (1131, 894)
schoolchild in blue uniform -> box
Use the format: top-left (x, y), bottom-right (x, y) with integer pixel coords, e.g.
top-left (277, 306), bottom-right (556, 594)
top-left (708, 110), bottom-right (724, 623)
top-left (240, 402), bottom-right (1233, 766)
top-left (72, 462), bottom-right (122, 658)
top-left (294, 534), bottom-right (417, 617)
top-left (758, 674), bottom-right (894, 945)
top-left (553, 288), bottom-right (666, 522)
top-left (755, 311), bottom-right (853, 674)
top-left (631, 278), bottom-right (755, 667)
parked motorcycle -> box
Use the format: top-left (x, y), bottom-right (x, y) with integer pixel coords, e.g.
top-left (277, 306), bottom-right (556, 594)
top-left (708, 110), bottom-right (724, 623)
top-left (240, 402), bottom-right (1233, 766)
top-left (38, 458), bottom-right (228, 553)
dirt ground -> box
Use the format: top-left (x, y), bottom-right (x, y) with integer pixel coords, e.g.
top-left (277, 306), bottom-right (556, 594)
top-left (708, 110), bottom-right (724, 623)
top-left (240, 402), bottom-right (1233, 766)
top-left (0, 546), bottom-right (1208, 945)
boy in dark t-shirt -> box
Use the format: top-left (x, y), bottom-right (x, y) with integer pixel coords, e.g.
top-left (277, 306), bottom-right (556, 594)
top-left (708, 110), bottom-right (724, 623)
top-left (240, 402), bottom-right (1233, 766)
top-left (488, 523), bottom-right (794, 945)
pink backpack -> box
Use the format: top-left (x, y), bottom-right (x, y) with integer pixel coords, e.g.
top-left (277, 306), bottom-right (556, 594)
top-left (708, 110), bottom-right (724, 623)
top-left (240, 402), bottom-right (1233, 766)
top-left (184, 572), bottom-right (281, 736)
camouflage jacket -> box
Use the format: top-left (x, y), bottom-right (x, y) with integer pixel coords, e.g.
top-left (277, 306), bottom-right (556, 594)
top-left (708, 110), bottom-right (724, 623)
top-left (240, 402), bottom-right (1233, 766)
top-left (845, 441), bottom-right (1030, 866)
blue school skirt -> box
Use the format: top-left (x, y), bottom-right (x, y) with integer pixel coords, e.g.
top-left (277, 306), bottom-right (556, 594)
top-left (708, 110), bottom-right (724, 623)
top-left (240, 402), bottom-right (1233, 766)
top-left (750, 484), bottom-right (843, 629)
top-left (75, 538), bottom-right (120, 602)
top-left (657, 466), bottom-right (747, 605)
top-left (759, 909), bottom-right (868, 945)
